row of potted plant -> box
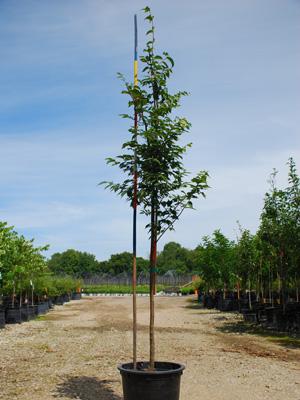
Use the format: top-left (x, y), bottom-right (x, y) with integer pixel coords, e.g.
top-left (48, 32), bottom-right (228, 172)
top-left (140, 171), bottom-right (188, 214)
top-left (82, 284), bottom-right (197, 295)
top-left (0, 279), bottom-right (82, 328)
top-left (198, 291), bottom-right (300, 332)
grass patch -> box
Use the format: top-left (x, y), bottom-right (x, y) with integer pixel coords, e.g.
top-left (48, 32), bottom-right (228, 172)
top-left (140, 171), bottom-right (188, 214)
top-left (34, 315), bottom-right (53, 321)
top-left (264, 333), bottom-right (300, 348)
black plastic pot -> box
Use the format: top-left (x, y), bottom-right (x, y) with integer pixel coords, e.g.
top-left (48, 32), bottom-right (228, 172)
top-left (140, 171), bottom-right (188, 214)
top-left (53, 296), bottom-right (64, 305)
top-left (38, 303), bottom-right (47, 315)
top-left (217, 298), bottom-right (232, 311)
top-left (265, 307), bottom-right (277, 323)
top-left (296, 313), bottom-right (300, 332)
top-left (27, 306), bottom-right (36, 320)
top-left (71, 292), bottom-right (82, 300)
top-left (118, 361), bottom-right (184, 400)
top-left (0, 308), bottom-right (5, 329)
top-left (5, 307), bottom-right (22, 324)
top-left (21, 307), bottom-right (29, 322)
top-left (243, 309), bottom-right (259, 323)
top-left (63, 293), bottom-right (70, 303)
top-left (207, 296), bottom-right (217, 309)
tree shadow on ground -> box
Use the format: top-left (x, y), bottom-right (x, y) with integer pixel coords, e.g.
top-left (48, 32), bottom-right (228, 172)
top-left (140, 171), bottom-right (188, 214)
top-left (183, 299), bottom-right (218, 313)
top-left (216, 319), bottom-right (300, 349)
top-left (53, 375), bottom-right (122, 400)
top-left (182, 299), bottom-right (203, 310)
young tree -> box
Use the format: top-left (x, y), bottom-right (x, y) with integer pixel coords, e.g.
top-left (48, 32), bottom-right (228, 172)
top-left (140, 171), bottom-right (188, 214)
top-left (285, 158), bottom-right (300, 301)
top-left (101, 8), bottom-right (209, 369)
top-left (196, 236), bottom-right (220, 296)
top-left (212, 230), bottom-right (235, 299)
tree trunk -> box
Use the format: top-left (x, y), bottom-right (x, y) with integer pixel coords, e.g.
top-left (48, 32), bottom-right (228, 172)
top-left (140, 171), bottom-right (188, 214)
top-left (237, 271), bottom-right (240, 300)
top-left (12, 281), bottom-right (15, 308)
top-left (149, 198), bottom-right (157, 370)
top-left (132, 251), bottom-right (137, 370)
top-left (19, 276), bottom-right (23, 322)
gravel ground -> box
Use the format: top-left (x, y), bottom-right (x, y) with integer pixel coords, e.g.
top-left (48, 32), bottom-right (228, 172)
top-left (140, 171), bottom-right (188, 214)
top-left (0, 295), bottom-right (300, 400)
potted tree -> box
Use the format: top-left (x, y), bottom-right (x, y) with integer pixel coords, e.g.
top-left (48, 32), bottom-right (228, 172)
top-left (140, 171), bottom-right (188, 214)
top-left (101, 7), bottom-right (209, 399)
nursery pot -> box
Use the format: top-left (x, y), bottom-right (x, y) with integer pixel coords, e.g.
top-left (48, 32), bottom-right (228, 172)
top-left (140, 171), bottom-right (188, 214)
top-left (72, 292), bottom-right (82, 300)
top-left (38, 302), bottom-right (47, 315)
top-left (0, 307), bottom-right (5, 329)
top-left (5, 307), bottom-right (22, 324)
top-left (118, 361), bottom-right (185, 400)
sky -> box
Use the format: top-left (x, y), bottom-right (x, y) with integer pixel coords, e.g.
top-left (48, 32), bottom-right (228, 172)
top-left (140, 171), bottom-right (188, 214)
top-left (0, 0), bottom-right (299, 262)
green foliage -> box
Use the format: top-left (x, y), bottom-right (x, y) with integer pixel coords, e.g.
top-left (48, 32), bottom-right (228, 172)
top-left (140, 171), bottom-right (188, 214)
top-left (82, 284), bottom-right (167, 294)
top-left (47, 250), bottom-right (100, 276)
top-left (156, 241), bottom-right (197, 274)
top-left (47, 250), bottom-right (149, 276)
top-left (100, 7), bottom-right (209, 250)
top-left (179, 286), bottom-right (195, 295)
top-left (193, 158), bottom-right (300, 300)
top-left (257, 159), bottom-right (300, 300)
top-left (0, 221), bottom-right (50, 301)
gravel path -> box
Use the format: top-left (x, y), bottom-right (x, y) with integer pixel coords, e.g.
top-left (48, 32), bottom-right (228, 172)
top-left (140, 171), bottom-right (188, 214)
top-left (0, 295), bottom-right (300, 400)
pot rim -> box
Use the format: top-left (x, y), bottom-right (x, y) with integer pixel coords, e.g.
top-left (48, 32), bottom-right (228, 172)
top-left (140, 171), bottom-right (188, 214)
top-left (118, 361), bottom-right (185, 376)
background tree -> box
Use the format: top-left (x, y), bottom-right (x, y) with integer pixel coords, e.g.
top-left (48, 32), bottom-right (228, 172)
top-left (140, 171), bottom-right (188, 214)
top-left (284, 158), bottom-right (300, 301)
top-left (196, 236), bottom-right (220, 296)
top-left (212, 230), bottom-right (235, 299)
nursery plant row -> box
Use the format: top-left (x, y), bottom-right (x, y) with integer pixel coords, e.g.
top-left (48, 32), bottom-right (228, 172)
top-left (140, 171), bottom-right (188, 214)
top-left (198, 292), bottom-right (300, 333)
top-left (0, 291), bottom-right (82, 329)
top-left (82, 284), bottom-right (195, 295)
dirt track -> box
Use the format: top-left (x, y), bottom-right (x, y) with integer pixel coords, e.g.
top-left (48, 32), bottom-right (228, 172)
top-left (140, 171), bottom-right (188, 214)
top-left (0, 295), bottom-right (300, 400)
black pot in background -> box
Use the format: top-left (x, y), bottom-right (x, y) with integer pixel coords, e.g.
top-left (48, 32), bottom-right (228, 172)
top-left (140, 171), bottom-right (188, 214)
top-left (53, 296), bottom-right (64, 305)
top-left (5, 307), bottom-right (22, 324)
top-left (38, 303), bottom-right (47, 315)
top-left (118, 362), bottom-right (184, 400)
top-left (0, 308), bottom-right (5, 329)
top-left (71, 292), bottom-right (82, 300)
top-left (63, 293), bottom-right (70, 303)
top-left (217, 298), bottom-right (232, 311)
top-left (27, 306), bottom-right (36, 320)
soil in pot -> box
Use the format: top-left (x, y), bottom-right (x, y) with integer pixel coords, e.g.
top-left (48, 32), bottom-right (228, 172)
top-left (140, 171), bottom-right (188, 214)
top-left (118, 361), bottom-right (184, 400)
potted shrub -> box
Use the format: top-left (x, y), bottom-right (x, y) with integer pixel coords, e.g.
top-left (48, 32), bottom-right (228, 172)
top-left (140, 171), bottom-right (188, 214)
top-left (101, 8), bottom-right (209, 399)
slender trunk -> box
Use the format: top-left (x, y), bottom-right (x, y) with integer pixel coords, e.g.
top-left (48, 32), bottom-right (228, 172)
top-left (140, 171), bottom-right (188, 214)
top-left (237, 271), bottom-right (240, 300)
top-left (149, 197), bottom-right (157, 370)
top-left (12, 281), bottom-right (15, 308)
top-left (260, 258), bottom-right (263, 299)
top-left (19, 276), bottom-right (23, 322)
top-left (149, 262), bottom-right (155, 369)
top-left (277, 271), bottom-right (280, 304)
top-left (271, 264), bottom-right (274, 307)
top-left (132, 250), bottom-right (137, 369)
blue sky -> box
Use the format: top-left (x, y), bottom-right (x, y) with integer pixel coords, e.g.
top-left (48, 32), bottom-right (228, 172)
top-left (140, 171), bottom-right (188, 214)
top-left (1, 0), bottom-right (299, 261)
